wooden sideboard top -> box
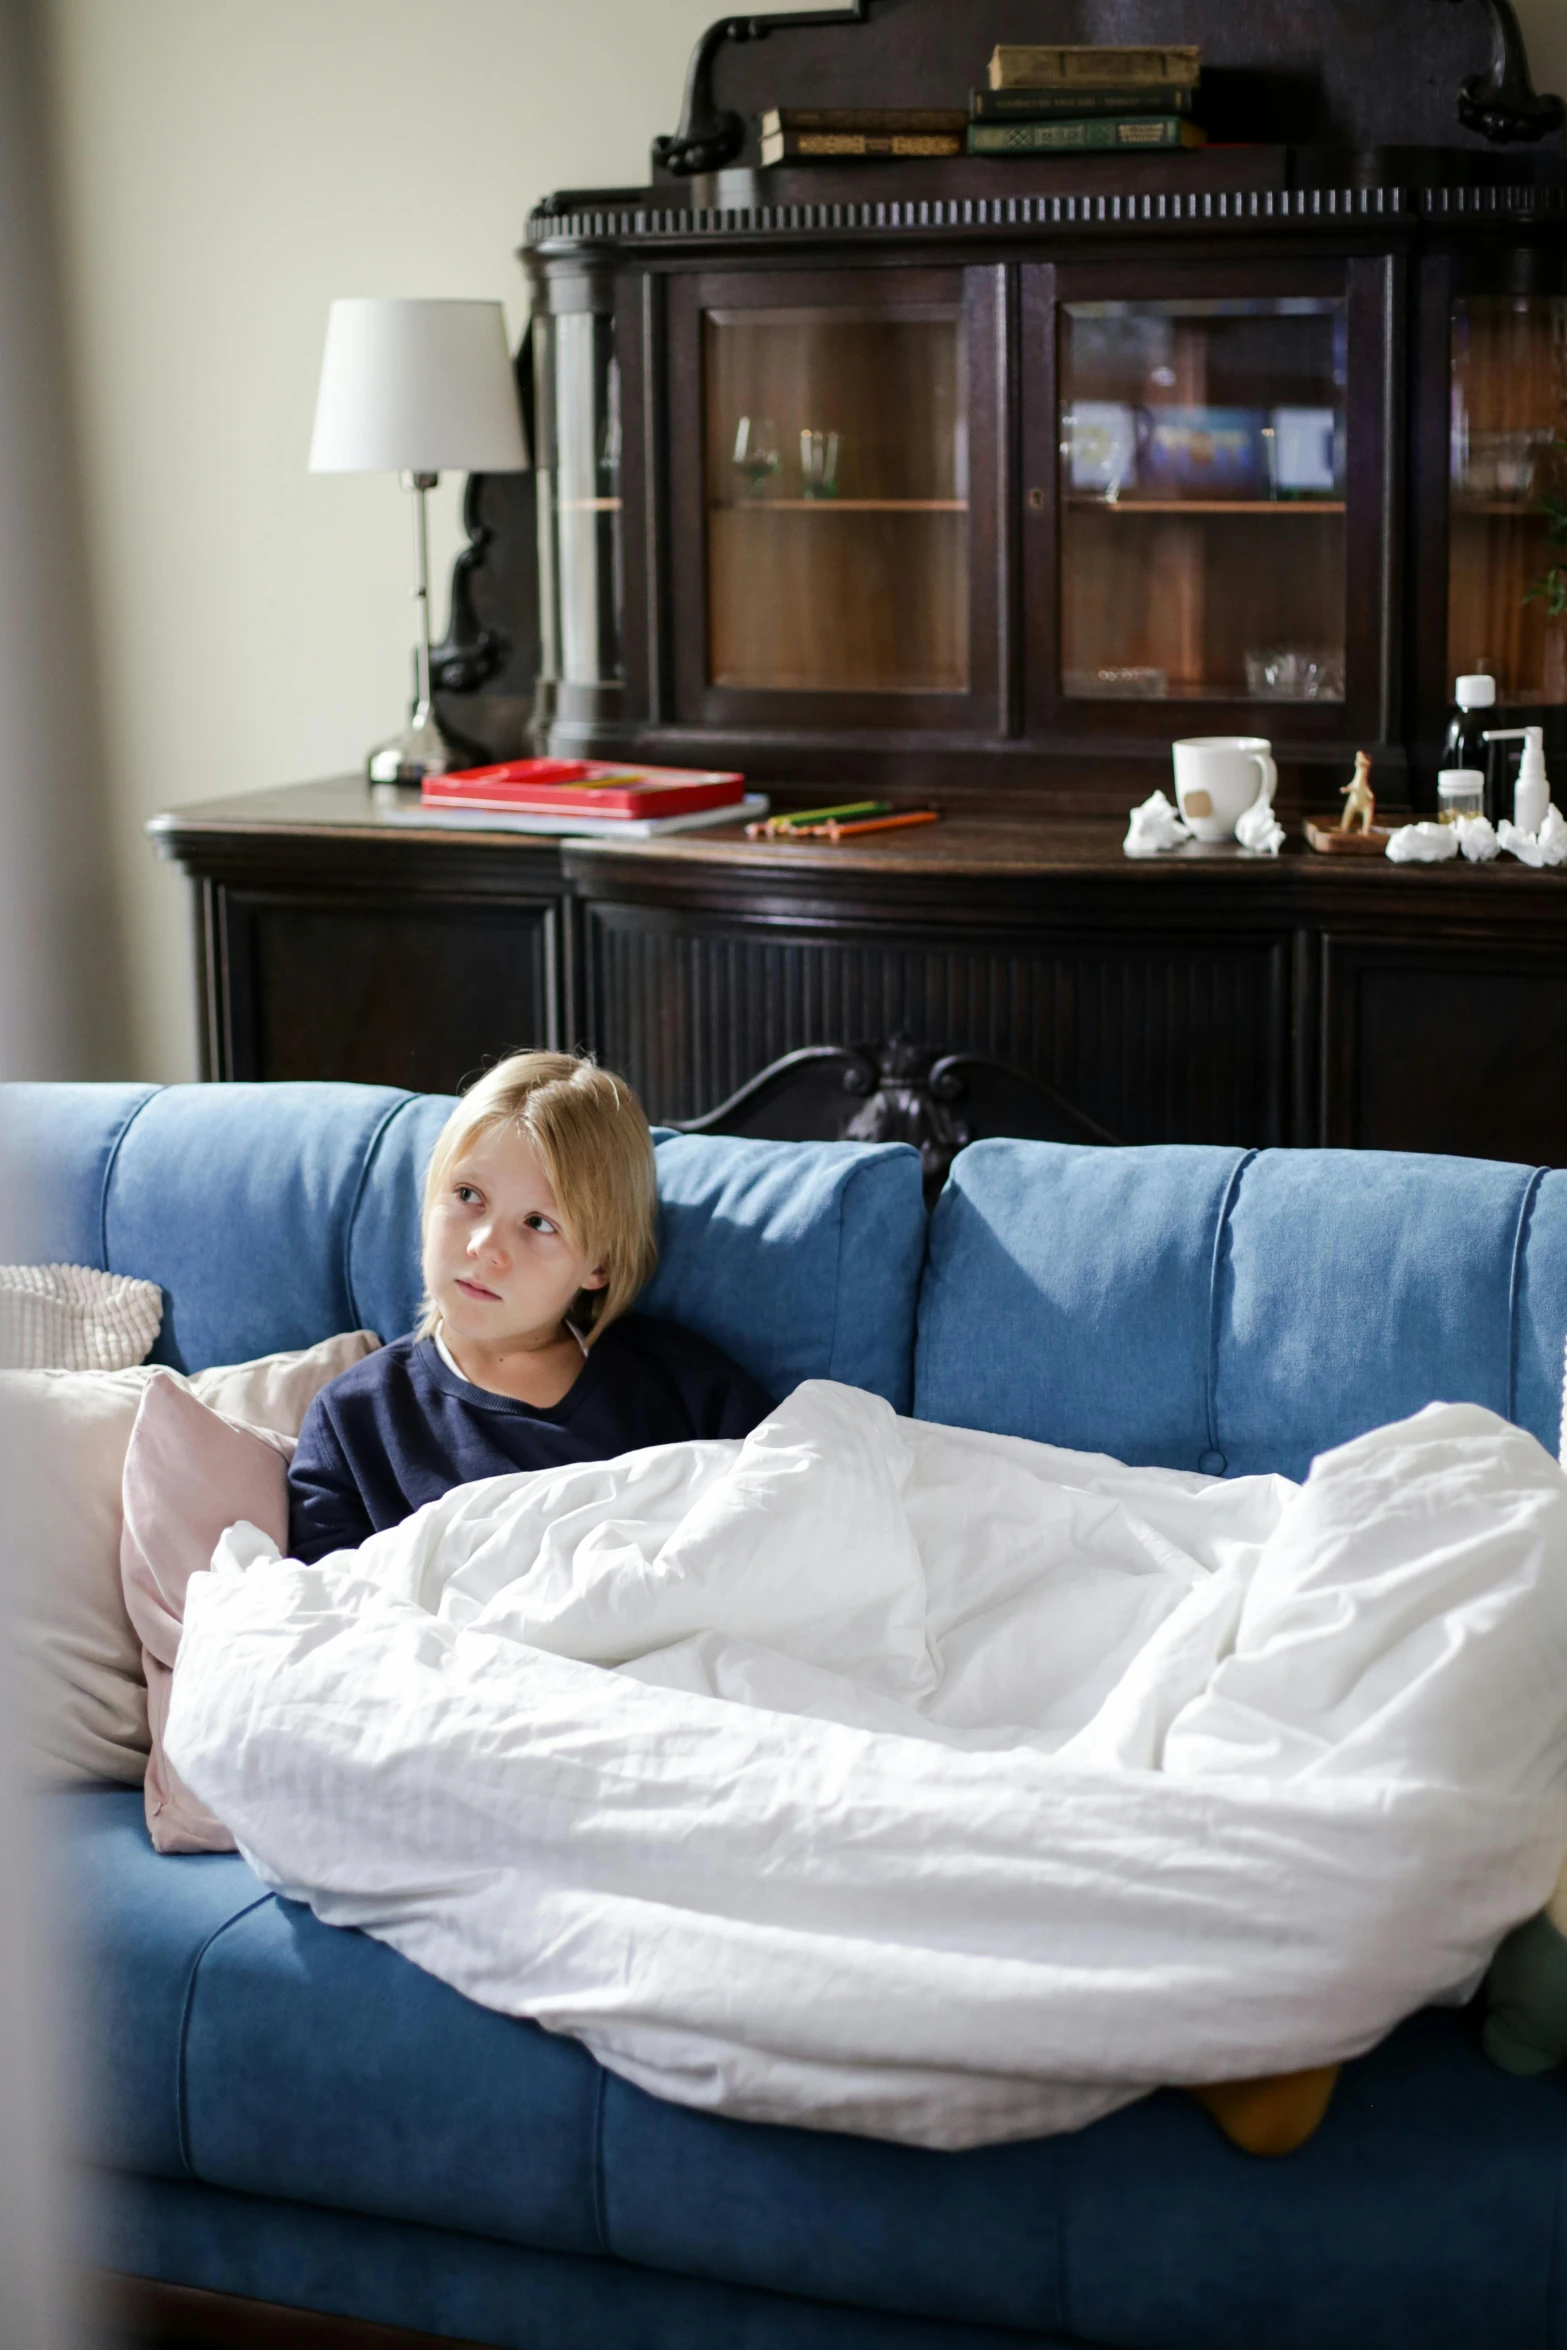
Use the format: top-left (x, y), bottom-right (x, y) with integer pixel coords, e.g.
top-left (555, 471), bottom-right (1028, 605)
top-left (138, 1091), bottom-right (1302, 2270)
top-left (147, 775), bottom-right (564, 857)
top-left (149, 776), bottom-right (1567, 895)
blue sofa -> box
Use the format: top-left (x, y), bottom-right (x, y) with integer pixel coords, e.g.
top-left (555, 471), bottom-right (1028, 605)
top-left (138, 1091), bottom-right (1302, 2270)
top-left (11, 1080), bottom-right (1567, 2350)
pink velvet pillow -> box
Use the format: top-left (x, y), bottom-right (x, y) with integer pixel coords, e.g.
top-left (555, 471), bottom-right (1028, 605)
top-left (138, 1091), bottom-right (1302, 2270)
top-left (120, 1370), bottom-right (291, 1853)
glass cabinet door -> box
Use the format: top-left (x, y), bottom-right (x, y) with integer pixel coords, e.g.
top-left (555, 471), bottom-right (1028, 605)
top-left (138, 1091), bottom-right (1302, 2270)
top-left (534, 309), bottom-right (624, 689)
top-left (705, 305), bottom-right (967, 693)
top-left (1448, 295), bottom-right (1567, 706)
top-left (1059, 296), bottom-right (1348, 705)
top-left (669, 268), bottom-right (998, 728)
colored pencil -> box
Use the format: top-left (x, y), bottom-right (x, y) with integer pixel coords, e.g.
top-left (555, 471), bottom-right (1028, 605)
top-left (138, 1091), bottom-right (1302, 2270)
top-left (746, 799), bottom-right (890, 838)
top-left (820, 810), bottom-right (941, 841)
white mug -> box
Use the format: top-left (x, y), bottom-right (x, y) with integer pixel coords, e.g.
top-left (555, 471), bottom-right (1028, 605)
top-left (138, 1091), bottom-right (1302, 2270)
top-left (1171, 736), bottom-right (1278, 843)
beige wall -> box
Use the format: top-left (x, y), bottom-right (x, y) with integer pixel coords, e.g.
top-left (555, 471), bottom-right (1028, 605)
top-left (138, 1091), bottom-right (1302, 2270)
top-left (39, 0), bottom-right (1567, 1082)
top-left (1524, 0), bottom-right (1567, 90)
top-left (39, 0), bottom-right (742, 1081)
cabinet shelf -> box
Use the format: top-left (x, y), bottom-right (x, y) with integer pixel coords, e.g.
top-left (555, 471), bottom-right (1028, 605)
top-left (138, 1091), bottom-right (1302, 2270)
top-left (713, 498), bottom-right (969, 513)
top-left (1066, 498), bottom-right (1346, 516)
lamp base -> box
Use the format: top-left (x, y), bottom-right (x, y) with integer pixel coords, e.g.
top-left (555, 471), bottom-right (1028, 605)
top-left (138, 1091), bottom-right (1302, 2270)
top-left (366, 701), bottom-right (455, 786)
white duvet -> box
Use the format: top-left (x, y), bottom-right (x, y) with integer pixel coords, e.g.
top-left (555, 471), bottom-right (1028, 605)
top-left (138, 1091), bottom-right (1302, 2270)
top-left (166, 1383), bottom-right (1567, 2150)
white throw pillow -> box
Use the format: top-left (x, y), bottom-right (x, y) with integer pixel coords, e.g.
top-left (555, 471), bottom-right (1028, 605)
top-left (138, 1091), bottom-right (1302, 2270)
top-left (0, 1328), bottom-right (379, 1787)
top-left (0, 1262), bottom-right (163, 1371)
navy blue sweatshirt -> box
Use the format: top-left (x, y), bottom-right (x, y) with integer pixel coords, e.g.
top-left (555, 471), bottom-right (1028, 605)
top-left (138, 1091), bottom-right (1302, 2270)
top-left (287, 1314), bottom-right (776, 1563)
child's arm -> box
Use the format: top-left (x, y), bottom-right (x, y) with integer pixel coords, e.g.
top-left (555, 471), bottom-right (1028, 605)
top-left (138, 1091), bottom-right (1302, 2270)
top-left (287, 1392), bottom-right (376, 1563)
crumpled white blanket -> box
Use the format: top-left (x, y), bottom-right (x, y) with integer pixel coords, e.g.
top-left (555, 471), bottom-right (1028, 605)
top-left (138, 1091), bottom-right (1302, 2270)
top-left (165, 1384), bottom-right (1567, 2151)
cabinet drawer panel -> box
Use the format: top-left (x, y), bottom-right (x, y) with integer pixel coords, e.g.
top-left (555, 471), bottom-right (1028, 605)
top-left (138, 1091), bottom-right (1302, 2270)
top-left (585, 906), bottom-right (1289, 1145)
top-left (218, 895), bottom-right (560, 1092)
top-left (1323, 935), bottom-right (1567, 1163)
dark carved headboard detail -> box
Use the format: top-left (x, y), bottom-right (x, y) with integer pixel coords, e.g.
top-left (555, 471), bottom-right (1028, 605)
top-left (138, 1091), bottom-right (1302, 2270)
top-left (673, 1038), bottom-right (1119, 1205)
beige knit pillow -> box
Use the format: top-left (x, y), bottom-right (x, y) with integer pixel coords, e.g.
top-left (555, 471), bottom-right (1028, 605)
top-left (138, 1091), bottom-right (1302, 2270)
top-left (0, 1262), bottom-right (162, 1371)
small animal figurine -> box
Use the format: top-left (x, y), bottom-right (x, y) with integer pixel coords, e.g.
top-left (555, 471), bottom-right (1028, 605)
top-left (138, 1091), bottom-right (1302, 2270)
top-left (1340, 750), bottom-right (1376, 835)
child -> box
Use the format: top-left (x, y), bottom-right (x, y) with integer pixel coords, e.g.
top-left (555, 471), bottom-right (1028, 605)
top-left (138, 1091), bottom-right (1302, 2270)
top-left (287, 1052), bottom-right (775, 1562)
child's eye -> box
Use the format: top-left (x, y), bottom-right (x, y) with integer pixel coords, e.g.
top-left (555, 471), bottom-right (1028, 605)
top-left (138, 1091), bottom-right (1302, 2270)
top-left (454, 1184), bottom-right (482, 1206)
top-left (524, 1214), bottom-right (557, 1235)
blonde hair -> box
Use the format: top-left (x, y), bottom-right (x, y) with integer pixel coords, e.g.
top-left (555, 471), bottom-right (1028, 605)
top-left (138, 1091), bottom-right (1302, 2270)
top-left (418, 1052), bottom-right (657, 1343)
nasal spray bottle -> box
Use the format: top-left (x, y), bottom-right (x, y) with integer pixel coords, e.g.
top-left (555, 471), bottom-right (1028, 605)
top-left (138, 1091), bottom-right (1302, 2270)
top-left (1484, 726), bottom-right (1551, 835)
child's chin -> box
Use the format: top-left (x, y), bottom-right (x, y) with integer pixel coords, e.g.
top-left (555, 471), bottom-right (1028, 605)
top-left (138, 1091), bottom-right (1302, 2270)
top-left (442, 1287), bottom-right (503, 1325)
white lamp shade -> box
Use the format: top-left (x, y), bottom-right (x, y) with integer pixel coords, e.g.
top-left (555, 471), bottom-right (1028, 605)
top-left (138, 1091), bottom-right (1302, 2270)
top-left (308, 298), bottom-right (527, 474)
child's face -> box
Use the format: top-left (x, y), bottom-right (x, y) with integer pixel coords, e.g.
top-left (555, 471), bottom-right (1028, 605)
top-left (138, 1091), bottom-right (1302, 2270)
top-left (423, 1123), bottom-right (607, 1353)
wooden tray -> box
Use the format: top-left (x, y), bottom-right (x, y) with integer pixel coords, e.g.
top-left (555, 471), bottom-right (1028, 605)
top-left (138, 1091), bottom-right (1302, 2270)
top-left (1304, 819), bottom-right (1396, 855)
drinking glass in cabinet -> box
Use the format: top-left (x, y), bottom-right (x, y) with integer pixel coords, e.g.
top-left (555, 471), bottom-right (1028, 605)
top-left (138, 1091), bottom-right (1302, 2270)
top-left (1448, 296), bottom-right (1567, 706)
top-left (705, 305), bottom-right (968, 693)
top-left (799, 429), bottom-right (841, 500)
top-left (1058, 297), bottom-right (1347, 703)
top-left (732, 416), bottom-right (782, 499)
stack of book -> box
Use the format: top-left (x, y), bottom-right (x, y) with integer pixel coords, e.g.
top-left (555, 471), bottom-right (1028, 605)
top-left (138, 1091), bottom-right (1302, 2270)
top-left (760, 108), bottom-right (967, 164)
top-left (406, 760), bottom-right (766, 840)
top-left (968, 45), bottom-right (1206, 156)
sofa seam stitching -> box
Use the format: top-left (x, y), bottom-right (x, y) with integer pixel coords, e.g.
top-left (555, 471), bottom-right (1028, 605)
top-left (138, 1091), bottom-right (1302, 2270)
top-left (98, 1086), bottom-right (164, 1269)
top-left (908, 1170), bottom-right (937, 1417)
top-left (825, 1156), bottom-right (853, 1388)
top-left (590, 2062), bottom-right (610, 2256)
top-left (342, 1093), bottom-right (419, 1331)
top-left (1205, 1149), bottom-right (1256, 1467)
top-left (174, 1890), bottom-right (276, 2177)
top-left (1507, 1166), bottom-right (1548, 1428)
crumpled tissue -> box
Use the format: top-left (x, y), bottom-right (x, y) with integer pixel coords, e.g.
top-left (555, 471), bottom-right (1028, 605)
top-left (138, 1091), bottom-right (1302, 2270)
top-left (1498, 805), bottom-right (1567, 869)
top-left (1386, 821), bottom-right (1459, 865)
top-left (1123, 790), bottom-right (1192, 858)
top-left (1234, 797), bottom-right (1285, 856)
top-left (1455, 815), bottom-right (1499, 864)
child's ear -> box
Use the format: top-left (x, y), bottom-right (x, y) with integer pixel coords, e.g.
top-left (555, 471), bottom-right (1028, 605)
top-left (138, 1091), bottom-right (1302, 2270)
top-left (581, 1264), bottom-right (609, 1292)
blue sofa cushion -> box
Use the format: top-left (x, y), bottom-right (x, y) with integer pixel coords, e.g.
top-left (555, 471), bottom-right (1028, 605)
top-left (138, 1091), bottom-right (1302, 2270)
top-left (66, 1791), bottom-right (1567, 2349)
top-left (105, 1083), bottom-right (420, 1371)
top-left (602, 2020), bottom-right (1567, 2349)
top-left (915, 1142), bottom-right (1567, 1479)
top-left (641, 1134), bottom-right (926, 1412)
top-left (54, 1788), bottom-right (272, 2179)
top-left (0, 1082), bottom-right (158, 1264)
top-left (0, 1084), bottom-right (926, 1407)
top-left (97, 2174), bottom-right (1050, 2350)
top-left (65, 1791), bottom-right (605, 2257)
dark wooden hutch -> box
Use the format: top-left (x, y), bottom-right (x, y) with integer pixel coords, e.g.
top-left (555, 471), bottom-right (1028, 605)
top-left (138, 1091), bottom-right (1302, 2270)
top-left (155, 0), bottom-right (1567, 1165)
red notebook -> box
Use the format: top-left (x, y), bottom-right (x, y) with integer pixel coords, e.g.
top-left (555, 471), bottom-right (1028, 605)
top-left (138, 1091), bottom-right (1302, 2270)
top-left (424, 759), bottom-right (746, 821)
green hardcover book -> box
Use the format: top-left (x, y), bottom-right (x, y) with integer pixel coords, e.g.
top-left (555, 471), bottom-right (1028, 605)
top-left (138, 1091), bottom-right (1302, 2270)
top-left (989, 44), bottom-right (1201, 90)
top-left (968, 115), bottom-right (1206, 155)
top-left (761, 107), bottom-right (970, 136)
top-left (761, 129), bottom-right (964, 163)
top-left (971, 84), bottom-right (1194, 121)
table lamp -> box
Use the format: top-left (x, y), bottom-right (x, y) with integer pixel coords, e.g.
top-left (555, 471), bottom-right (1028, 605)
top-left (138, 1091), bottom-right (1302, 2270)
top-left (309, 297), bottom-right (528, 783)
